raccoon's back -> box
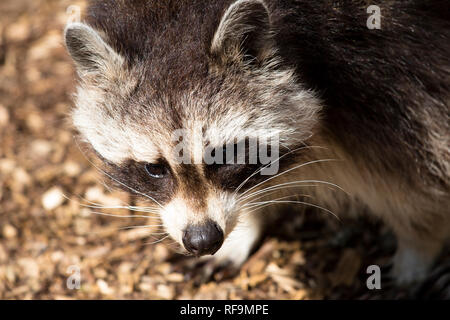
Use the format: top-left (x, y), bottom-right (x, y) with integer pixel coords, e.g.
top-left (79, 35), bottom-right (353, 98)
top-left (270, 0), bottom-right (450, 190)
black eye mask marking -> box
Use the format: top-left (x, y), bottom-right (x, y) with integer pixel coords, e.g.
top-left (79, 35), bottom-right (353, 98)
top-left (204, 142), bottom-right (300, 192)
top-left (102, 158), bottom-right (176, 205)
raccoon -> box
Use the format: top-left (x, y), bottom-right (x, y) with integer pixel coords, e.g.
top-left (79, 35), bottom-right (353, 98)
top-left (64, 0), bottom-right (450, 285)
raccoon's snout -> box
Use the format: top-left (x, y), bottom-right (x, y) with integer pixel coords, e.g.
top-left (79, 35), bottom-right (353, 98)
top-left (182, 221), bottom-right (224, 256)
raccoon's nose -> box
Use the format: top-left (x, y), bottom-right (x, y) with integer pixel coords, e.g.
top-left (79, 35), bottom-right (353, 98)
top-left (182, 221), bottom-right (224, 256)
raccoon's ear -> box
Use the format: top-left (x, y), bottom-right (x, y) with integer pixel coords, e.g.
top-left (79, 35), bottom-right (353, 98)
top-left (64, 22), bottom-right (124, 77)
top-left (211, 0), bottom-right (273, 66)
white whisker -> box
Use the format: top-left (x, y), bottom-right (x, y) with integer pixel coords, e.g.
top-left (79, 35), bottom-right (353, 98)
top-left (118, 225), bottom-right (165, 232)
top-left (86, 211), bottom-right (161, 220)
top-left (244, 199), bottom-right (340, 221)
top-left (238, 179), bottom-right (347, 203)
top-left (238, 184), bottom-right (319, 204)
top-left (63, 193), bottom-right (160, 215)
top-left (144, 234), bottom-right (170, 245)
top-left (232, 146), bottom-right (328, 196)
top-left (238, 190), bottom-right (288, 207)
top-left (239, 158), bottom-right (340, 198)
top-left (243, 193), bottom-right (313, 209)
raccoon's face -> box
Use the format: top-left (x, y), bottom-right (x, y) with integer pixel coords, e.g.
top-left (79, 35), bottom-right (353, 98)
top-left (65, 0), bottom-right (321, 256)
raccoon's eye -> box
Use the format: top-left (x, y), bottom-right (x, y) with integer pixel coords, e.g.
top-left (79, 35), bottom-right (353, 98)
top-left (145, 163), bottom-right (167, 179)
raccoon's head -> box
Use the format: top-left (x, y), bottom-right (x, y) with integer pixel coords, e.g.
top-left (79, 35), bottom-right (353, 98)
top-left (65, 0), bottom-right (321, 256)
